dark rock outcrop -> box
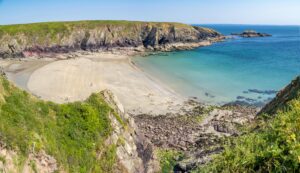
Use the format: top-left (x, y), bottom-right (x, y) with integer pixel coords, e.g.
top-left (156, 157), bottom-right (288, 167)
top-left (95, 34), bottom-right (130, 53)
top-left (0, 21), bottom-right (224, 58)
top-left (232, 30), bottom-right (271, 38)
top-left (100, 90), bottom-right (160, 173)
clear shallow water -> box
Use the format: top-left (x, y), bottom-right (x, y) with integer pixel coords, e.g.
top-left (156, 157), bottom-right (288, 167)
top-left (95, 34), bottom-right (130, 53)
top-left (133, 25), bottom-right (300, 105)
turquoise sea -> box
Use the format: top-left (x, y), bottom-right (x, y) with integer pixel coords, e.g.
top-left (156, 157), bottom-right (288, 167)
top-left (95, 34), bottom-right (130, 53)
top-left (133, 25), bottom-right (300, 106)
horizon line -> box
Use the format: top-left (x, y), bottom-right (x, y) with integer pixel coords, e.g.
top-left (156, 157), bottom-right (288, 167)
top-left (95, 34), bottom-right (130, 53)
top-left (0, 19), bottom-right (299, 27)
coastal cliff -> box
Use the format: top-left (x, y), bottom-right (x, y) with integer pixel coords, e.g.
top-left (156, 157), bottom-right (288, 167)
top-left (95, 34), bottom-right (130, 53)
top-left (0, 20), bottom-right (223, 58)
top-left (0, 71), bottom-right (158, 173)
top-left (259, 76), bottom-right (300, 115)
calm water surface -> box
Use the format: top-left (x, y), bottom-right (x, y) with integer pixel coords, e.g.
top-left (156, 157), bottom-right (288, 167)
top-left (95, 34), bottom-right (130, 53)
top-left (133, 25), bottom-right (300, 105)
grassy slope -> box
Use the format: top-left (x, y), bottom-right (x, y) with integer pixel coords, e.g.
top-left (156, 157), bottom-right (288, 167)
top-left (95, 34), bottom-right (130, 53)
top-left (0, 20), bottom-right (190, 37)
top-left (0, 75), bottom-right (121, 173)
top-left (197, 80), bottom-right (300, 172)
top-left (0, 20), bottom-right (196, 47)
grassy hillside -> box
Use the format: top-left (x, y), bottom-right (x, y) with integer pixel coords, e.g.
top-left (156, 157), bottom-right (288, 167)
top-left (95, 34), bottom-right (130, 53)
top-left (0, 20), bottom-right (188, 30)
top-left (197, 77), bottom-right (300, 172)
top-left (0, 20), bottom-right (223, 58)
top-left (0, 20), bottom-right (191, 43)
top-left (0, 75), bottom-right (123, 172)
top-left (0, 20), bottom-right (190, 34)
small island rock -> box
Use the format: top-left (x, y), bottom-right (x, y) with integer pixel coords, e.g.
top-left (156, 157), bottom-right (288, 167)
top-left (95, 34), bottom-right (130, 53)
top-left (232, 30), bottom-right (271, 38)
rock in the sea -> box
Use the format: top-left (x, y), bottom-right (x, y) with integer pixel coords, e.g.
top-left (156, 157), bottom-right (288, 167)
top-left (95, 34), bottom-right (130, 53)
top-left (247, 89), bottom-right (277, 95)
top-left (237, 96), bottom-right (246, 100)
top-left (205, 92), bottom-right (215, 98)
top-left (232, 30), bottom-right (271, 38)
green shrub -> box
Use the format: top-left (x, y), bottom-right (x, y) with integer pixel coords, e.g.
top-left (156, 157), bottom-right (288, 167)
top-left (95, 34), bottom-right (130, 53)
top-left (0, 155), bottom-right (5, 164)
top-left (198, 99), bottom-right (300, 173)
top-left (157, 149), bottom-right (184, 173)
top-left (0, 76), bottom-right (120, 172)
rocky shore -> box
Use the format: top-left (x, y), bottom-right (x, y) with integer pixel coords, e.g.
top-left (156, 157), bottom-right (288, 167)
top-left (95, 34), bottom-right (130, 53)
top-left (134, 103), bottom-right (258, 172)
top-left (0, 50), bottom-right (262, 172)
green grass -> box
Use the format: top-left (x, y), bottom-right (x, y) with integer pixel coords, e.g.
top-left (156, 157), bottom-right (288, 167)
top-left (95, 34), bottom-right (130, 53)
top-left (30, 160), bottom-right (38, 173)
top-left (0, 20), bottom-right (191, 45)
top-left (0, 75), bottom-right (121, 172)
top-left (0, 20), bottom-right (189, 33)
top-left (156, 149), bottom-right (184, 173)
top-left (0, 155), bottom-right (6, 164)
top-left (196, 92), bottom-right (300, 172)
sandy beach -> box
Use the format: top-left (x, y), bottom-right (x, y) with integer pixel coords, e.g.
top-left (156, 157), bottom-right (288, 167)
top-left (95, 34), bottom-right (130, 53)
top-left (0, 53), bottom-right (188, 115)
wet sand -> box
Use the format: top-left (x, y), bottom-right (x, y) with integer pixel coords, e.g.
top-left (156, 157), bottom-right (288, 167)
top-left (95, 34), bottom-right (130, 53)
top-left (0, 53), bottom-right (187, 115)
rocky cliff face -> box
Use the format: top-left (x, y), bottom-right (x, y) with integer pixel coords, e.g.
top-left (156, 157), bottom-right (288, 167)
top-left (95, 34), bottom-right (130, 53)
top-left (0, 71), bottom-right (159, 173)
top-left (100, 90), bottom-right (160, 173)
top-left (259, 76), bottom-right (300, 115)
top-left (0, 21), bottom-right (223, 58)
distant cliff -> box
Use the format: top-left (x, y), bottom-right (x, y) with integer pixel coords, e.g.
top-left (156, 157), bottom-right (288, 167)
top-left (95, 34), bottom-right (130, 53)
top-left (0, 20), bottom-right (224, 58)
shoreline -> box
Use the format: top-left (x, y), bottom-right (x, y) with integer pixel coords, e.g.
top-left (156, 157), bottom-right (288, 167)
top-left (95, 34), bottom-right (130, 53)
top-left (0, 51), bottom-right (260, 173)
top-left (0, 47), bottom-right (262, 116)
top-left (0, 52), bottom-right (200, 116)
top-left (0, 49), bottom-right (261, 171)
top-left (128, 56), bottom-right (183, 100)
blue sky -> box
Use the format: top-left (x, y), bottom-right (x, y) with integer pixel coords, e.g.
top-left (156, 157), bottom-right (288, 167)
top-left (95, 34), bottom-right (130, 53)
top-left (0, 0), bottom-right (299, 25)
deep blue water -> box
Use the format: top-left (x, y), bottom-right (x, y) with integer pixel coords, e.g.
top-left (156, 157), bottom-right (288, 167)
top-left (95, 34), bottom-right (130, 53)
top-left (133, 25), bottom-right (300, 105)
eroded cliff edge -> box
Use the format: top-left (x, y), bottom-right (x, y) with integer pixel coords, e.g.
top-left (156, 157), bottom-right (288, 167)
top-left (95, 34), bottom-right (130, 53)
top-left (0, 70), bottom-right (159, 173)
top-left (0, 20), bottom-right (224, 58)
